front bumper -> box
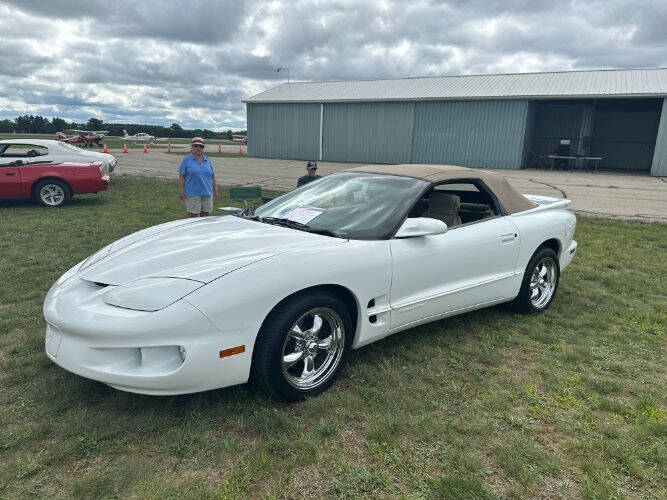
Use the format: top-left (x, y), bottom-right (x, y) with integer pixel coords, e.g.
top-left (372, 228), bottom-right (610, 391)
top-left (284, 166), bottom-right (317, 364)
top-left (43, 277), bottom-right (253, 395)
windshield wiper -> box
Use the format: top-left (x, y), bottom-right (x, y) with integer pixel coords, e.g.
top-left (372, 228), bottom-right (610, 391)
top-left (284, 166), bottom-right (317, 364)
top-left (258, 217), bottom-right (347, 239)
top-left (260, 217), bottom-right (311, 229)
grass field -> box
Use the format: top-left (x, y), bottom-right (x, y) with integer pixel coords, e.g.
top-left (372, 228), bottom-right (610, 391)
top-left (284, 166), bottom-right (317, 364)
top-left (0, 176), bottom-right (665, 498)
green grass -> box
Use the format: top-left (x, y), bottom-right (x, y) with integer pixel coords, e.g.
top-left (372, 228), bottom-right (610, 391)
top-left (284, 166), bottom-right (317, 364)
top-left (0, 176), bottom-right (665, 498)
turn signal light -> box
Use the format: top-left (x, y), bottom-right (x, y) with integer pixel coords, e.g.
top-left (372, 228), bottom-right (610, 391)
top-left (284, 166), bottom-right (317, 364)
top-left (219, 345), bottom-right (245, 358)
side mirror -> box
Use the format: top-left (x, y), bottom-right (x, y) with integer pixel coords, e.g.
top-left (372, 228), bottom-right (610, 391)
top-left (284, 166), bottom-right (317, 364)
top-left (395, 217), bottom-right (447, 238)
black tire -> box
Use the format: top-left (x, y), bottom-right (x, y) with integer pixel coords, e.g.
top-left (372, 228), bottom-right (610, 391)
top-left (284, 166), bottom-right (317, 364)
top-left (508, 247), bottom-right (560, 313)
top-left (252, 291), bottom-right (352, 401)
top-left (33, 179), bottom-right (71, 207)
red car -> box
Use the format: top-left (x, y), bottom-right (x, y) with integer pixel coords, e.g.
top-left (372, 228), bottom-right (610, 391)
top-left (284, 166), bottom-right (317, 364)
top-left (0, 159), bottom-right (110, 207)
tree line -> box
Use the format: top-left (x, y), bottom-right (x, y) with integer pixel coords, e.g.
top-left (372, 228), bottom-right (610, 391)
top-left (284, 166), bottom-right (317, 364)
top-left (0, 115), bottom-right (246, 140)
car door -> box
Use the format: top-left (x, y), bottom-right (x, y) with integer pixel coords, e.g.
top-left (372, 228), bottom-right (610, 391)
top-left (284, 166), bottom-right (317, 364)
top-left (389, 205), bottom-right (520, 330)
top-left (0, 162), bottom-right (22, 197)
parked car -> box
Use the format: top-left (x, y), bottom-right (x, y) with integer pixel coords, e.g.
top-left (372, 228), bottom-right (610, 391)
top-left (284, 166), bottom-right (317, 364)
top-left (0, 139), bottom-right (117, 173)
top-left (43, 165), bottom-right (577, 400)
top-left (0, 159), bottom-right (110, 207)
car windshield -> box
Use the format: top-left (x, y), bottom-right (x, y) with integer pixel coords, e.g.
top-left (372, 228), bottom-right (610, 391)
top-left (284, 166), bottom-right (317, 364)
top-left (254, 172), bottom-right (429, 240)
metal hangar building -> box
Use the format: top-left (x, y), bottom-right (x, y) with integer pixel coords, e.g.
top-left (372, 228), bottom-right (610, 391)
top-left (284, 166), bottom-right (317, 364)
top-left (244, 68), bottom-right (667, 176)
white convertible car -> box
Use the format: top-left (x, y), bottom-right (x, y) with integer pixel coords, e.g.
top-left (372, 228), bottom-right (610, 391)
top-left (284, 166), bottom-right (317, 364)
top-left (0, 139), bottom-right (117, 173)
top-left (44, 165), bottom-right (577, 400)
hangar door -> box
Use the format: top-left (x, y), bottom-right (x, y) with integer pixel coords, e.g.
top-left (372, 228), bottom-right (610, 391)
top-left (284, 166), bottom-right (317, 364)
top-left (322, 102), bottom-right (413, 164)
top-left (247, 103), bottom-right (320, 160)
top-left (592, 99), bottom-right (662, 170)
top-left (528, 99), bottom-right (663, 171)
top-left (411, 100), bottom-right (529, 169)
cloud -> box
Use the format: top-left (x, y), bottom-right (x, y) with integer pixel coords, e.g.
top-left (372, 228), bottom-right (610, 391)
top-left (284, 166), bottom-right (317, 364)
top-left (0, 0), bottom-right (664, 130)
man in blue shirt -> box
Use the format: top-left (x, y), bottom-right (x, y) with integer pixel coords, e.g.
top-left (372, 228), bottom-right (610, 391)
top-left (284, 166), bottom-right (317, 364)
top-left (178, 137), bottom-right (218, 217)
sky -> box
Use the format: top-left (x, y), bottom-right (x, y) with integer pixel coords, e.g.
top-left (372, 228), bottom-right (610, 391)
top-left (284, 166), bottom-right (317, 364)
top-left (0, 0), bottom-right (665, 130)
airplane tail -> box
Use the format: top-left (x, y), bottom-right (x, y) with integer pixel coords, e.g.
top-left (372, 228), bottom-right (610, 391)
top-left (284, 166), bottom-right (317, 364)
top-left (122, 129), bottom-right (129, 138)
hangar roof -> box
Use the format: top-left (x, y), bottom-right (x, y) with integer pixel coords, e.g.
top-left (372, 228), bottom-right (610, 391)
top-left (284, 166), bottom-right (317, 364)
top-left (245, 68), bottom-right (667, 103)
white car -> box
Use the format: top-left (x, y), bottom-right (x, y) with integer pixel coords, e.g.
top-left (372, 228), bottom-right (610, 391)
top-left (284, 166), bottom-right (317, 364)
top-left (43, 165), bottom-right (577, 401)
top-left (0, 139), bottom-right (117, 173)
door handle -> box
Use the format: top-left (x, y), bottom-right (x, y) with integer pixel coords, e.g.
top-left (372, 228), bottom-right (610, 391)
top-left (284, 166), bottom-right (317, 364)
top-left (501, 233), bottom-right (517, 243)
top-left (4, 172), bottom-right (15, 176)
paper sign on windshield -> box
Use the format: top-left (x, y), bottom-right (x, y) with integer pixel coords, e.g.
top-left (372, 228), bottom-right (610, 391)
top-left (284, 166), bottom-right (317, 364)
top-left (283, 207), bottom-right (324, 225)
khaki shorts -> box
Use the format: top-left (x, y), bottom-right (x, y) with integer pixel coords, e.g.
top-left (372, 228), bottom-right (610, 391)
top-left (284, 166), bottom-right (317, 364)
top-left (185, 196), bottom-right (213, 214)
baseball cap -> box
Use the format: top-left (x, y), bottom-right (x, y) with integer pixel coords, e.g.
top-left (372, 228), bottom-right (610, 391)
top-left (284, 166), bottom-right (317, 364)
top-left (307, 161), bottom-right (317, 169)
top-left (191, 137), bottom-right (205, 146)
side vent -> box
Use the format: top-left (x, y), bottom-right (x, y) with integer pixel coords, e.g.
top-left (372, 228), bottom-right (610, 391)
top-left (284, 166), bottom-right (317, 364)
top-left (366, 295), bottom-right (388, 326)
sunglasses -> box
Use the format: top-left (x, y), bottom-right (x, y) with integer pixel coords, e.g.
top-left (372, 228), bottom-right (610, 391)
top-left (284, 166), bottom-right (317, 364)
top-left (192, 144), bottom-right (204, 148)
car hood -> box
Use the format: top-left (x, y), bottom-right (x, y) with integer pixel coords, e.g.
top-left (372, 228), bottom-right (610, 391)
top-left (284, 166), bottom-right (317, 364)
top-left (79, 216), bottom-right (346, 285)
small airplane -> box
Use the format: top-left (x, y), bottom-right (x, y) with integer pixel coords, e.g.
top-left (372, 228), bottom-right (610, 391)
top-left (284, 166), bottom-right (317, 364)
top-left (57, 130), bottom-right (109, 147)
top-left (232, 134), bottom-right (247, 144)
top-left (123, 130), bottom-right (156, 143)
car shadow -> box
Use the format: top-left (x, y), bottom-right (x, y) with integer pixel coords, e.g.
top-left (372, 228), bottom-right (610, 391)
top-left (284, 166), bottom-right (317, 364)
top-left (0, 196), bottom-right (106, 208)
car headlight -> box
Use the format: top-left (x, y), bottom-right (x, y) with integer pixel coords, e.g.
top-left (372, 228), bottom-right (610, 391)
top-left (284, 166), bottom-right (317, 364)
top-left (103, 277), bottom-right (204, 311)
top-left (109, 159), bottom-right (117, 167)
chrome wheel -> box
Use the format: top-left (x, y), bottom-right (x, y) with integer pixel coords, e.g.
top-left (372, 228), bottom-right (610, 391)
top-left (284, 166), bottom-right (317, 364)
top-left (529, 257), bottom-right (557, 309)
top-left (40, 184), bottom-right (65, 206)
top-left (281, 307), bottom-right (345, 390)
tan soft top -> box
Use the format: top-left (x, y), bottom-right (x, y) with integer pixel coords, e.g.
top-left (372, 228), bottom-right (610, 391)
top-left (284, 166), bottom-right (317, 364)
top-left (345, 164), bottom-right (537, 214)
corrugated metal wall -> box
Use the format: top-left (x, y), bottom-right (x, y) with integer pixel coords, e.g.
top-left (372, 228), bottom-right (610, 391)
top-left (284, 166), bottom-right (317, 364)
top-left (246, 98), bottom-right (664, 173)
top-left (247, 103), bottom-right (320, 160)
top-left (651, 98), bottom-right (667, 176)
top-left (592, 99), bottom-right (662, 170)
top-left (411, 100), bottom-right (528, 169)
top-left (322, 102), bottom-right (414, 163)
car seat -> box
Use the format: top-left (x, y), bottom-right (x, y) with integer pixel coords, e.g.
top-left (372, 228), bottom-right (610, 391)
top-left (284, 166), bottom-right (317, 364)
top-left (424, 192), bottom-right (461, 227)
top-left (459, 202), bottom-right (494, 223)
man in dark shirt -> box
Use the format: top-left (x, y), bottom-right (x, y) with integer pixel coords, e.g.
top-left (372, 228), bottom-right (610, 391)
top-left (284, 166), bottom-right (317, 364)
top-left (297, 161), bottom-right (321, 187)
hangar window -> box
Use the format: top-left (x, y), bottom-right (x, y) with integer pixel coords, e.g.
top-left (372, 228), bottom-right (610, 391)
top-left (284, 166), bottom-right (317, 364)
top-left (0, 144), bottom-right (48, 158)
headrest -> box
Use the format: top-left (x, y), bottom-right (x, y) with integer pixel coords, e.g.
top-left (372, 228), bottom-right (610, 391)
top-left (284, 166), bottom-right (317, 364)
top-left (429, 192), bottom-right (460, 213)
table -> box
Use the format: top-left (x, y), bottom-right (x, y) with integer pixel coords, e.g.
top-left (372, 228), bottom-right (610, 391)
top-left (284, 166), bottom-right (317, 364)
top-left (548, 155), bottom-right (603, 173)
